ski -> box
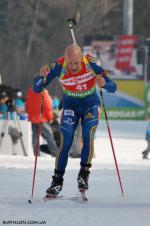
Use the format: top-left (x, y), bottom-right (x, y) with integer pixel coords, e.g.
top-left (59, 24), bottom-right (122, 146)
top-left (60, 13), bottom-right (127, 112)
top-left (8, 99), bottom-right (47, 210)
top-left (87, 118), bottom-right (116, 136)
top-left (42, 188), bottom-right (88, 202)
top-left (42, 193), bottom-right (88, 202)
top-left (43, 194), bottom-right (63, 201)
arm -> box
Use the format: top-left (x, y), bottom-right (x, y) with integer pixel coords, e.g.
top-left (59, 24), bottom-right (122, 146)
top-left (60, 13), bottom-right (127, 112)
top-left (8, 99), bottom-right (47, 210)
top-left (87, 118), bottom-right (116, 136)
top-left (89, 57), bottom-right (117, 93)
top-left (33, 62), bottom-right (61, 93)
top-left (97, 70), bottom-right (117, 93)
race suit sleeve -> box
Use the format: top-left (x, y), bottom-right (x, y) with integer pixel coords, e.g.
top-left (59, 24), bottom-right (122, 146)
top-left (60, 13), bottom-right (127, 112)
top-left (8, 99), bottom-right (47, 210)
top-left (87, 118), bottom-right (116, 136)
top-left (33, 62), bottom-right (62, 93)
top-left (88, 56), bottom-right (117, 93)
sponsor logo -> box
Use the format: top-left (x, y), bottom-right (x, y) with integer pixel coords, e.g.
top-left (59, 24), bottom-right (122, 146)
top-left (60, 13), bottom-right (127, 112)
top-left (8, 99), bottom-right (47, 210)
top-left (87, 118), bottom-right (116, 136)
top-left (61, 72), bottom-right (95, 86)
top-left (64, 110), bottom-right (74, 116)
top-left (51, 63), bottom-right (56, 69)
top-left (63, 118), bottom-right (75, 125)
top-left (85, 112), bottom-right (95, 119)
top-left (63, 87), bottom-right (96, 98)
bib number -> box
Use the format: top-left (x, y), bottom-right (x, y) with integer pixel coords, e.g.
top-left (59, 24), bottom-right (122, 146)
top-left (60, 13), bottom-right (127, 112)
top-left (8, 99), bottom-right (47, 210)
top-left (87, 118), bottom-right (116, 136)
top-left (76, 84), bottom-right (87, 91)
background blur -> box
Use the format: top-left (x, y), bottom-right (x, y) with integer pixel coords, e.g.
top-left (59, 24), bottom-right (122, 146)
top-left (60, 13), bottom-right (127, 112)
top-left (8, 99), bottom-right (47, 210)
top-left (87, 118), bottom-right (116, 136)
top-left (0, 0), bottom-right (150, 119)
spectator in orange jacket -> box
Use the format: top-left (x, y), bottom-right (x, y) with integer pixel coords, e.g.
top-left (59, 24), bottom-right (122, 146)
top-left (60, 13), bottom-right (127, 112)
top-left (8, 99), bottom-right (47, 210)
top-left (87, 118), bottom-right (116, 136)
top-left (25, 87), bottom-right (58, 156)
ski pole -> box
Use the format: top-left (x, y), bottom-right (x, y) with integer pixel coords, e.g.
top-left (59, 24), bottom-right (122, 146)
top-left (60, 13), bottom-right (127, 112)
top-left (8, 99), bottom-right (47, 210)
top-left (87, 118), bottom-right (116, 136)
top-left (28, 74), bottom-right (47, 204)
top-left (67, 18), bottom-right (124, 197)
top-left (100, 89), bottom-right (124, 196)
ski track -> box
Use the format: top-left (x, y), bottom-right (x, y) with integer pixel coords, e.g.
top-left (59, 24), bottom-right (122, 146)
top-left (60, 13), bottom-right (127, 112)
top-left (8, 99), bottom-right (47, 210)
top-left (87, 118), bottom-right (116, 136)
top-left (0, 135), bottom-right (150, 226)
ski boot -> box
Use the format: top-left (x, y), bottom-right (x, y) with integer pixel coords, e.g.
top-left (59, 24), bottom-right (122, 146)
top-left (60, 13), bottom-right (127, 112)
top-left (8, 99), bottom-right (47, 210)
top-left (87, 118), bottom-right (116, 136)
top-left (44, 175), bottom-right (63, 200)
top-left (77, 167), bottom-right (90, 201)
top-left (77, 167), bottom-right (90, 191)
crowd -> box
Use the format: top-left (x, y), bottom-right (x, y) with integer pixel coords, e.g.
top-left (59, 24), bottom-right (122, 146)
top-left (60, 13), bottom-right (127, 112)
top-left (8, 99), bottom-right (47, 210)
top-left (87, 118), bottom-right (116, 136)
top-left (0, 84), bottom-right (82, 157)
top-left (0, 85), bottom-right (61, 121)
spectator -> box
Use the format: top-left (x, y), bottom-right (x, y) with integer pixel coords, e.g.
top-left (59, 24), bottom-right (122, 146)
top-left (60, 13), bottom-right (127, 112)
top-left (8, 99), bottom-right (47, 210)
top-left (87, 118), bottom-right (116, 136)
top-left (25, 86), bottom-right (58, 156)
top-left (142, 122), bottom-right (150, 159)
top-left (52, 96), bottom-right (61, 111)
top-left (15, 90), bottom-right (27, 120)
top-left (0, 87), bottom-right (26, 120)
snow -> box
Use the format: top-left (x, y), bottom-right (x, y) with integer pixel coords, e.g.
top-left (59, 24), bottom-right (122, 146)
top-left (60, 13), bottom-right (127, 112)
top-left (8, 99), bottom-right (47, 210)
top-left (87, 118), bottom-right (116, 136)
top-left (0, 120), bottom-right (150, 226)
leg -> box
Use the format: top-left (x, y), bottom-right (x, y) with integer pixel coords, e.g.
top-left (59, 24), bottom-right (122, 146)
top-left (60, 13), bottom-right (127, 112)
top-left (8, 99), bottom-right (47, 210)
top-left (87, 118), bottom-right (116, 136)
top-left (142, 141), bottom-right (150, 159)
top-left (81, 105), bottom-right (99, 168)
top-left (55, 109), bottom-right (79, 174)
top-left (0, 119), bottom-right (8, 150)
top-left (50, 119), bottom-right (61, 148)
top-left (46, 108), bottom-right (79, 196)
top-left (77, 105), bottom-right (100, 191)
top-left (69, 122), bottom-right (82, 158)
top-left (41, 122), bottom-right (58, 156)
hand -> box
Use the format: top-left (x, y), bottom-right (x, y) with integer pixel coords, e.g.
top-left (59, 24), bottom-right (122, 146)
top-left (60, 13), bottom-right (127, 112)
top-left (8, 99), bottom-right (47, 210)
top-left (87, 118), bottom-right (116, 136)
top-left (96, 76), bottom-right (106, 88)
top-left (40, 65), bottom-right (50, 77)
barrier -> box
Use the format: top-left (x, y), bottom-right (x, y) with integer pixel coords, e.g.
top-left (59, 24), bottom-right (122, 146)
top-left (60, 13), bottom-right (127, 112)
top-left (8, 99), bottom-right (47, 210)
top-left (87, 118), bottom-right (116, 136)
top-left (0, 120), bottom-right (33, 156)
top-left (0, 120), bottom-right (148, 157)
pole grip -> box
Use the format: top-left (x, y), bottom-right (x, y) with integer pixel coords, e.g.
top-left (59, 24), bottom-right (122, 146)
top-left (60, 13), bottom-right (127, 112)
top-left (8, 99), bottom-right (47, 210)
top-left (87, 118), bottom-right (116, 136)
top-left (67, 18), bottom-right (77, 44)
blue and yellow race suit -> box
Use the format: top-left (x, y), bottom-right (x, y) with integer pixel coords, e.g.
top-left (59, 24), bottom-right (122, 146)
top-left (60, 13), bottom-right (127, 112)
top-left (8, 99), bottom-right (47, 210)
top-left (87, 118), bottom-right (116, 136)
top-left (33, 54), bottom-right (117, 175)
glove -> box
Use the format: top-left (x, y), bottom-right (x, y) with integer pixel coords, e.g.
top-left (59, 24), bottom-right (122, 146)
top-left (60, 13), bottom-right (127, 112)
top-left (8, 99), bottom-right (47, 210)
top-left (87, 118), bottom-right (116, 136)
top-left (40, 64), bottom-right (50, 77)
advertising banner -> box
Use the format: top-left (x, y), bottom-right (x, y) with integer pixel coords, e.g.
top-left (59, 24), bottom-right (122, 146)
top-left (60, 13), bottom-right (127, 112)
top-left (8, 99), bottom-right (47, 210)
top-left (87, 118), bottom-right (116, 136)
top-left (83, 36), bottom-right (143, 80)
top-left (97, 80), bottom-right (145, 120)
top-left (144, 83), bottom-right (150, 119)
top-left (83, 36), bottom-right (145, 119)
top-left (115, 35), bottom-right (137, 70)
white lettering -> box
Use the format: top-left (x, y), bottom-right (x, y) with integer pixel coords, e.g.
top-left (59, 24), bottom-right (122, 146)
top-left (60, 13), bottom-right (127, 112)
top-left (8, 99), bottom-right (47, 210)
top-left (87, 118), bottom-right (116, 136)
top-left (61, 72), bottom-right (95, 86)
top-left (119, 48), bottom-right (132, 54)
top-left (121, 39), bottom-right (135, 45)
top-left (107, 110), bottom-right (144, 119)
top-left (118, 56), bottom-right (130, 62)
top-left (64, 110), bottom-right (74, 116)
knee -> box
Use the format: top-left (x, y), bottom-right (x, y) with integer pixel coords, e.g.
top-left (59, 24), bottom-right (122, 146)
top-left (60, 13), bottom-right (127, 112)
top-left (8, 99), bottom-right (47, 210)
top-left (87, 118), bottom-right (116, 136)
top-left (82, 125), bottom-right (97, 141)
top-left (60, 128), bottom-right (74, 149)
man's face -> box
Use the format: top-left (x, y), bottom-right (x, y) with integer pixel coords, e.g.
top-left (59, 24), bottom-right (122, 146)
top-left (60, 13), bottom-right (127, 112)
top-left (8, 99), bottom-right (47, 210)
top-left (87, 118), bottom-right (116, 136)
top-left (65, 52), bottom-right (82, 74)
top-left (66, 59), bottom-right (82, 74)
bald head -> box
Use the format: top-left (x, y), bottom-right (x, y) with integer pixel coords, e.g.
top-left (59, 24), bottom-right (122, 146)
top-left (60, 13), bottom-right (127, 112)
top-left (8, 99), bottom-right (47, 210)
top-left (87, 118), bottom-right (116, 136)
top-left (65, 44), bottom-right (82, 58)
top-left (64, 44), bottom-right (83, 74)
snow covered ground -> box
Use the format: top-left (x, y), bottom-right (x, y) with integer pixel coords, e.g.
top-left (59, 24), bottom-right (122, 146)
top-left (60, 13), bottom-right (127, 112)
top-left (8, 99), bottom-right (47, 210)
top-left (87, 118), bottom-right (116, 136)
top-left (0, 120), bottom-right (150, 226)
